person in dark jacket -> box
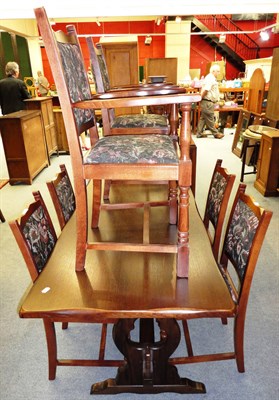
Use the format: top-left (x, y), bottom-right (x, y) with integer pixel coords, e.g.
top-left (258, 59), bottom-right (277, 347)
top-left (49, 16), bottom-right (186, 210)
top-left (0, 61), bottom-right (31, 115)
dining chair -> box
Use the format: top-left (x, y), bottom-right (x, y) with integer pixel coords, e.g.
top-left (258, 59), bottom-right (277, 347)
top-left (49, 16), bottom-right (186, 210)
top-left (87, 40), bottom-right (171, 136)
top-left (9, 190), bottom-right (117, 379)
top-left (203, 159), bottom-right (236, 262)
top-left (35, 6), bottom-right (201, 278)
top-left (46, 164), bottom-right (76, 230)
top-left (172, 184), bottom-right (272, 372)
top-left (86, 38), bottom-right (176, 200)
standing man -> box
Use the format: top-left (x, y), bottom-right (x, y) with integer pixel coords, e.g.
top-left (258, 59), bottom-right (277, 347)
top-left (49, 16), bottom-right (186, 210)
top-left (196, 64), bottom-right (224, 139)
top-left (0, 61), bottom-right (31, 115)
top-left (36, 70), bottom-right (49, 96)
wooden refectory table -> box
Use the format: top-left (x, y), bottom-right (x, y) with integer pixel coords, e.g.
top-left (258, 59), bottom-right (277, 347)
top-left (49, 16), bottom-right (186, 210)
top-left (18, 186), bottom-right (235, 395)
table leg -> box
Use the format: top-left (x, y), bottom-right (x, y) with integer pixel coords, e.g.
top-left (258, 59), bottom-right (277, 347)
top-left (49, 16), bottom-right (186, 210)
top-left (91, 318), bottom-right (206, 395)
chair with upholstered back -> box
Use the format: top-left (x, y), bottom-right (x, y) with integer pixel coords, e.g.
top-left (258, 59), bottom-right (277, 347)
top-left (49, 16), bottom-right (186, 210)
top-left (203, 159), bottom-right (236, 261)
top-left (174, 184), bottom-right (272, 372)
top-left (9, 191), bottom-right (57, 282)
top-left (9, 189), bottom-right (117, 379)
top-left (87, 40), bottom-right (171, 136)
top-left (35, 7), bottom-right (201, 278)
top-left (47, 164), bottom-right (75, 230)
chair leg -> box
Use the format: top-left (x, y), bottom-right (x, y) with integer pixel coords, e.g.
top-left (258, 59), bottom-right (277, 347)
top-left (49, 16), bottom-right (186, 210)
top-left (43, 319), bottom-right (58, 380)
top-left (234, 315), bottom-right (245, 373)
top-left (91, 180), bottom-right (102, 228)
top-left (62, 322), bottom-right (68, 330)
top-left (103, 180), bottom-right (112, 201)
top-left (98, 323), bottom-right (108, 360)
top-left (169, 180), bottom-right (178, 225)
top-left (182, 320), bottom-right (193, 357)
top-left (75, 182), bottom-right (88, 271)
top-left (176, 185), bottom-right (190, 278)
top-left (221, 317), bottom-right (228, 325)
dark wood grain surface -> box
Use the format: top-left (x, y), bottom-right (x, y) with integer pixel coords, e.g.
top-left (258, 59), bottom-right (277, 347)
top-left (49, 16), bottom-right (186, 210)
top-left (19, 185), bottom-right (235, 321)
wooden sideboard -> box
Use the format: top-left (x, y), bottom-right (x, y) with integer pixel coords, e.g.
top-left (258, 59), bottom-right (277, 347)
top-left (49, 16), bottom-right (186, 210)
top-left (25, 97), bottom-right (58, 157)
top-left (254, 128), bottom-right (279, 196)
top-left (0, 110), bottom-right (49, 185)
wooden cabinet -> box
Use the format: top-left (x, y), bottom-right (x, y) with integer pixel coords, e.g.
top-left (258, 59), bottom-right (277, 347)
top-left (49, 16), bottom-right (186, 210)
top-left (53, 108), bottom-right (69, 153)
top-left (25, 97), bottom-right (58, 157)
top-left (254, 128), bottom-right (279, 197)
top-left (0, 110), bottom-right (49, 185)
top-left (101, 42), bottom-right (140, 115)
top-left (145, 58), bottom-right (177, 85)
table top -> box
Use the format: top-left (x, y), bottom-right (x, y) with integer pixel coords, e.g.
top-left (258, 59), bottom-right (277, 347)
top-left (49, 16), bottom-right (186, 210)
top-left (18, 185), bottom-right (235, 322)
top-left (248, 125), bottom-right (279, 136)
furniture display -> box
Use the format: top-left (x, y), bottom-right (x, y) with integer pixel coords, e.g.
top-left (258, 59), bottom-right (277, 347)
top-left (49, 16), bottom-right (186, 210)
top-left (0, 110), bottom-right (49, 185)
top-left (18, 184), bottom-right (234, 393)
top-left (254, 126), bottom-right (279, 196)
top-left (36, 7), bottom-right (200, 278)
top-left (18, 180), bottom-right (272, 393)
top-left (25, 97), bottom-right (58, 157)
top-left (202, 159), bottom-right (236, 261)
top-left (47, 164), bottom-right (76, 230)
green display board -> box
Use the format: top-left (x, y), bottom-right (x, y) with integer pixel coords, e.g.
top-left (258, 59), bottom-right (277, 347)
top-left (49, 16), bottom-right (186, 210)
top-left (0, 32), bottom-right (32, 80)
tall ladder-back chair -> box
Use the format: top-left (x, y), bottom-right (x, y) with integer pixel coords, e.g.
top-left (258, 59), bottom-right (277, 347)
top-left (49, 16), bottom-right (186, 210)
top-left (203, 159), bottom-right (236, 261)
top-left (35, 7), bottom-right (201, 278)
top-left (172, 184), bottom-right (272, 372)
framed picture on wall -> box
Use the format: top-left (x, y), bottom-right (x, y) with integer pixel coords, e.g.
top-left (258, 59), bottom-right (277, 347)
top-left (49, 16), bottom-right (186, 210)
top-left (232, 110), bottom-right (252, 157)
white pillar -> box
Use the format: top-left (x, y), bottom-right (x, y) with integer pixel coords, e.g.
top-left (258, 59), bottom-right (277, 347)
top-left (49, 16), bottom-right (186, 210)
top-left (165, 21), bottom-right (191, 82)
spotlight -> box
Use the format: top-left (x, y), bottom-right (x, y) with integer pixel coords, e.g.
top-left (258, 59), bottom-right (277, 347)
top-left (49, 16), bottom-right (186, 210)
top-left (175, 16), bottom-right (182, 23)
top-left (96, 19), bottom-right (101, 27)
top-left (219, 34), bottom-right (226, 43)
top-left (260, 30), bottom-right (269, 41)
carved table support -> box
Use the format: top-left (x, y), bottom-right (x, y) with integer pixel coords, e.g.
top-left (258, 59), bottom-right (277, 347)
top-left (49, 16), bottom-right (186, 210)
top-left (91, 318), bottom-right (206, 395)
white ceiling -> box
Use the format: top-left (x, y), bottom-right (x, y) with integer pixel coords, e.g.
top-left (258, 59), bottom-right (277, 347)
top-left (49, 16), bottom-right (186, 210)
top-left (1, 0), bottom-right (279, 19)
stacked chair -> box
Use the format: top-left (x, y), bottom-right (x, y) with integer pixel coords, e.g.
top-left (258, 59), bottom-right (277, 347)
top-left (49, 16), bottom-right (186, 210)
top-left (35, 6), bottom-right (201, 278)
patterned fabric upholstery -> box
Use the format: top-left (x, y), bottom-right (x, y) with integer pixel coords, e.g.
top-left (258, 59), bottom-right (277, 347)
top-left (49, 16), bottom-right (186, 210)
top-left (224, 199), bottom-right (259, 283)
top-left (56, 175), bottom-right (76, 223)
top-left (23, 206), bottom-right (56, 273)
top-left (111, 114), bottom-right (168, 128)
top-left (207, 171), bottom-right (228, 227)
top-left (85, 134), bottom-right (178, 164)
top-left (58, 42), bottom-right (94, 130)
top-left (96, 52), bottom-right (110, 92)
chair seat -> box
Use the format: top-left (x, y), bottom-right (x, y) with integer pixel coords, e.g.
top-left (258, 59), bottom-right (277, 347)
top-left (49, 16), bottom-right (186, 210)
top-left (85, 134), bottom-right (178, 164)
top-left (111, 114), bottom-right (168, 129)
